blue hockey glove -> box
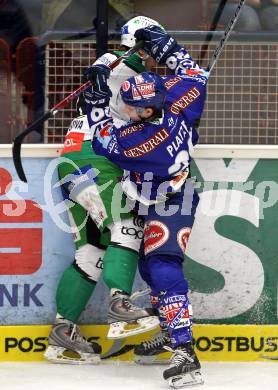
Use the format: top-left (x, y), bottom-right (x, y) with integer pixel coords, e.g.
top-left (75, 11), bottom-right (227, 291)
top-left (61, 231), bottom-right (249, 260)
top-left (83, 64), bottom-right (112, 107)
top-left (134, 26), bottom-right (181, 65)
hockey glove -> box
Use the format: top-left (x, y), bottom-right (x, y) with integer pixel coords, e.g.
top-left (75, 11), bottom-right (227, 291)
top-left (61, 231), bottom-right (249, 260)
top-left (83, 64), bottom-right (112, 107)
top-left (134, 26), bottom-right (181, 65)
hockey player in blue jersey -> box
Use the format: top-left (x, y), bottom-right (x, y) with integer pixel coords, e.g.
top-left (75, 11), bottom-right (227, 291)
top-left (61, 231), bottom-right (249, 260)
top-left (83, 25), bottom-right (209, 388)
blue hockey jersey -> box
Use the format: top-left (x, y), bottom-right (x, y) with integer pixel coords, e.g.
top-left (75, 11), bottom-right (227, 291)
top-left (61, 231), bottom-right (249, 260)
top-left (87, 48), bottom-right (209, 204)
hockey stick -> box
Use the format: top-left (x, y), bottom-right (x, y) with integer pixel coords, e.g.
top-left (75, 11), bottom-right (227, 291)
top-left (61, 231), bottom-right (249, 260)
top-left (198, 0), bottom-right (229, 66)
top-left (193, 0), bottom-right (246, 130)
top-left (12, 41), bottom-right (144, 183)
top-left (207, 0), bottom-right (246, 72)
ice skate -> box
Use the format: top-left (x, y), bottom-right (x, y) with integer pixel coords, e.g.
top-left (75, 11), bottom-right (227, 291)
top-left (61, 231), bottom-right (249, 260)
top-left (163, 342), bottom-right (204, 388)
top-left (134, 330), bottom-right (172, 364)
top-left (44, 319), bottom-right (101, 364)
top-left (260, 355), bottom-right (278, 361)
top-left (260, 340), bottom-right (278, 360)
top-left (107, 290), bottom-right (159, 339)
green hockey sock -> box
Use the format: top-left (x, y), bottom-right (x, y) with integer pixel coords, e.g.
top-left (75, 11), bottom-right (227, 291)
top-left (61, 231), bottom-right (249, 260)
top-left (56, 264), bottom-right (96, 323)
top-left (102, 246), bottom-right (138, 294)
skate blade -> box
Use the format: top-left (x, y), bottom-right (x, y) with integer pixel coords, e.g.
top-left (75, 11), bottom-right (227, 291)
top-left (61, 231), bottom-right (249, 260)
top-left (260, 354), bottom-right (278, 361)
top-left (107, 316), bottom-right (159, 339)
top-left (44, 345), bottom-right (100, 365)
top-left (134, 354), bottom-right (171, 365)
top-left (168, 370), bottom-right (204, 389)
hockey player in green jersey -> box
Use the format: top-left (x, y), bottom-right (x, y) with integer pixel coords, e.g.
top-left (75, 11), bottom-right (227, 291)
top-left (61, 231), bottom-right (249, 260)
top-left (44, 16), bottom-right (162, 365)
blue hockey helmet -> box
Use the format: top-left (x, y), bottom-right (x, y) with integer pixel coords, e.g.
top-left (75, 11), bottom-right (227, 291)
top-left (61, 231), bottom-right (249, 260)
top-left (120, 72), bottom-right (166, 111)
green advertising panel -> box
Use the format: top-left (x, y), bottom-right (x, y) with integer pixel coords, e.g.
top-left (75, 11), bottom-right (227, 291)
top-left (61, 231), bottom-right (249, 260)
top-left (186, 158), bottom-right (278, 325)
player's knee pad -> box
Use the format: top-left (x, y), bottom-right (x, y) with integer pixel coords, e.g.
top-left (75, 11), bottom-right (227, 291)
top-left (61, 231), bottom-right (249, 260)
top-left (145, 254), bottom-right (188, 294)
top-left (75, 243), bottom-right (104, 282)
top-left (107, 215), bottom-right (144, 253)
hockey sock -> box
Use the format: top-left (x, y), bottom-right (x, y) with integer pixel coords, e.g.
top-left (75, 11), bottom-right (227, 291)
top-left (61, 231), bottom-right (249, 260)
top-left (103, 246), bottom-right (138, 294)
top-left (56, 264), bottom-right (96, 323)
top-left (150, 294), bottom-right (168, 331)
top-left (159, 292), bottom-right (193, 348)
top-left (143, 255), bottom-right (192, 345)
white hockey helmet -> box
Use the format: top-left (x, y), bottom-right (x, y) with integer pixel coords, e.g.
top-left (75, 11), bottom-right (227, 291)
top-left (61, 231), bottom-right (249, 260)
top-left (121, 16), bottom-right (164, 48)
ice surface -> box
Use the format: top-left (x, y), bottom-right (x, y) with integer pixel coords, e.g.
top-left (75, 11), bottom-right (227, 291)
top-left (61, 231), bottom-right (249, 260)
top-left (0, 361), bottom-right (277, 390)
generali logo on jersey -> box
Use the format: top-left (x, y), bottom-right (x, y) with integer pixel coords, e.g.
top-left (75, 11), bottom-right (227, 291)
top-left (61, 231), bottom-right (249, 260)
top-left (170, 86), bottom-right (200, 114)
top-left (164, 75), bottom-right (183, 90)
top-left (123, 128), bottom-right (169, 158)
top-left (119, 123), bottom-right (144, 138)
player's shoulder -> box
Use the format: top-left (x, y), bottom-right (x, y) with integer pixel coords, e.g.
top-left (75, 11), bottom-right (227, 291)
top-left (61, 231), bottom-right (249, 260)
top-left (115, 120), bottom-right (162, 147)
top-left (162, 74), bottom-right (185, 92)
top-left (115, 122), bottom-right (146, 141)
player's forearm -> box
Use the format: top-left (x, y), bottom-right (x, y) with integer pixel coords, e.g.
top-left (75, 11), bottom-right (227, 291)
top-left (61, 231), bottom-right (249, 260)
top-left (133, 26), bottom-right (209, 82)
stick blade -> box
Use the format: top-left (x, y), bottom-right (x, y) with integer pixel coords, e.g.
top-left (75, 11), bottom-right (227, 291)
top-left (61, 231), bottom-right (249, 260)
top-left (11, 111), bottom-right (52, 183)
top-left (12, 136), bottom-right (27, 183)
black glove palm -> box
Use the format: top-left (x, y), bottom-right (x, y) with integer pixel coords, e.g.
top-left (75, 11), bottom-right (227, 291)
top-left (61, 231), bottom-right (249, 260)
top-left (134, 26), bottom-right (181, 65)
top-left (83, 64), bottom-right (112, 107)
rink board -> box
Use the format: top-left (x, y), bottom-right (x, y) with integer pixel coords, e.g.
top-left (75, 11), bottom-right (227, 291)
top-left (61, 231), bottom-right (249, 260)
top-left (1, 145), bottom-right (278, 364)
top-left (0, 324), bottom-right (277, 362)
